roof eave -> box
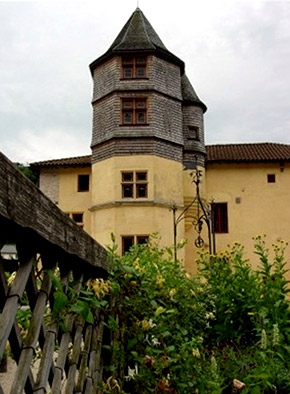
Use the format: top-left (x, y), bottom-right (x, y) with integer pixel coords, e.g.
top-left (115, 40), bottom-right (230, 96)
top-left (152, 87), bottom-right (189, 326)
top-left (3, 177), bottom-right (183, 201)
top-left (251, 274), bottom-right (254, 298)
top-left (89, 47), bottom-right (184, 75)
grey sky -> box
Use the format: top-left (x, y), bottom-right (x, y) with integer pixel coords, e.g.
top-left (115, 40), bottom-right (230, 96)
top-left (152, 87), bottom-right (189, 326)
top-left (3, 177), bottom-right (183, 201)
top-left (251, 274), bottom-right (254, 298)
top-left (0, 0), bottom-right (290, 163)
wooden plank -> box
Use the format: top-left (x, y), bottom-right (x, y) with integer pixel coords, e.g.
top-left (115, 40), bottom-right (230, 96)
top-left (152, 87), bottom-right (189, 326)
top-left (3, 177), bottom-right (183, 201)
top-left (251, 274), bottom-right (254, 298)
top-left (84, 377), bottom-right (93, 394)
top-left (65, 319), bottom-right (84, 394)
top-left (34, 323), bottom-right (58, 393)
top-left (51, 316), bottom-right (74, 394)
top-left (10, 271), bottom-right (52, 394)
top-left (0, 256), bottom-right (33, 359)
top-left (10, 347), bottom-right (34, 394)
top-left (76, 325), bottom-right (93, 392)
top-left (0, 152), bottom-right (108, 273)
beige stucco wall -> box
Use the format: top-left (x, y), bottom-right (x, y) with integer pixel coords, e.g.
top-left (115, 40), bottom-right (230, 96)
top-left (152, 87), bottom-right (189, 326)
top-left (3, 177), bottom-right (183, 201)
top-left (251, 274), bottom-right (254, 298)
top-left (57, 167), bottom-right (92, 233)
top-left (91, 155), bottom-right (185, 257)
top-left (206, 162), bottom-right (290, 272)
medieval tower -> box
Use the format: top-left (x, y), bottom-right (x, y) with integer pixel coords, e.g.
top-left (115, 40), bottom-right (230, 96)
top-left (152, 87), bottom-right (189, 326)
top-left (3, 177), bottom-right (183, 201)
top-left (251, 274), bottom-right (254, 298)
top-left (89, 8), bottom-right (206, 264)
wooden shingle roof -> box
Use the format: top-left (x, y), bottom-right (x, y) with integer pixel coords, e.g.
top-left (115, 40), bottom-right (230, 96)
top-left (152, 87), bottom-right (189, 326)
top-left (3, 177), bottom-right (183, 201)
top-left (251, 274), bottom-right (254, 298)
top-left (206, 143), bottom-right (290, 163)
top-left (90, 8), bottom-right (184, 73)
top-left (181, 74), bottom-right (207, 112)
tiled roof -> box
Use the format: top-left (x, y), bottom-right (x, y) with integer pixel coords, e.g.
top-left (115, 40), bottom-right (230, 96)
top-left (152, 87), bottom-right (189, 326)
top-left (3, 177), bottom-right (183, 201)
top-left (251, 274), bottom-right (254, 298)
top-left (206, 143), bottom-right (290, 163)
top-left (90, 8), bottom-right (184, 73)
top-left (31, 155), bottom-right (91, 168)
top-left (31, 143), bottom-right (290, 167)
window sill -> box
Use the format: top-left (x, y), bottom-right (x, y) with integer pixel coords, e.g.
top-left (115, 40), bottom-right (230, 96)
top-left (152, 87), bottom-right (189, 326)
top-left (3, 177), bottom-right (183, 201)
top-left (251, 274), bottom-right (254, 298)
top-left (120, 77), bottom-right (149, 81)
top-left (119, 124), bottom-right (150, 127)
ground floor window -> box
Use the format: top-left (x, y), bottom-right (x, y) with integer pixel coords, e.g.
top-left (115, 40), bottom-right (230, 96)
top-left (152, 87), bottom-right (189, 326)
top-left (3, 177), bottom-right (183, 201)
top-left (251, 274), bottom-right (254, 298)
top-left (65, 212), bottom-right (84, 229)
top-left (122, 235), bottom-right (149, 254)
top-left (212, 203), bottom-right (228, 233)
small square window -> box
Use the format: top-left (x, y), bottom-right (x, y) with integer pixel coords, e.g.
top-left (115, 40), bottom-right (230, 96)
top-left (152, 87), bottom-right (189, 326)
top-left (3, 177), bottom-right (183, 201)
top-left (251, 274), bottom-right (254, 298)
top-left (121, 171), bottom-right (148, 199)
top-left (188, 126), bottom-right (199, 140)
top-left (122, 236), bottom-right (134, 254)
top-left (136, 184), bottom-right (147, 198)
top-left (137, 236), bottom-right (149, 245)
top-left (122, 235), bottom-right (149, 254)
top-left (124, 68), bottom-right (133, 78)
top-left (122, 56), bottom-right (147, 79)
top-left (136, 112), bottom-right (145, 124)
top-left (71, 213), bottom-right (84, 228)
top-left (72, 213), bottom-right (83, 223)
top-left (78, 174), bottom-right (89, 192)
top-left (122, 184), bottom-right (133, 198)
top-left (267, 174), bottom-right (276, 183)
top-left (122, 172), bottom-right (133, 182)
top-left (121, 98), bottom-right (147, 125)
top-left (136, 172), bottom-right (147, 181)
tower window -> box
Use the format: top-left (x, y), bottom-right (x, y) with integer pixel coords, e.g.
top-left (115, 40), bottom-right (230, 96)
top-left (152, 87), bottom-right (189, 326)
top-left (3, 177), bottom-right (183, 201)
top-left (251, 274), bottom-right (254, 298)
top-left (122, 56), bottom-right (147, 79)
top-left (188, 126), bottom-right (199, 140)
top-left (267, 174), bottom-right (276, 183)
top-left (121, 171), bottom-right (148, 198)
top-left (78, 174), bottom-right (90, 192)
top-left (212, 203), bottom-right (228, 233)
top-left (121, 98), bottom-right (147, 125)
top-left (122, 235), bottom-right (149, 254)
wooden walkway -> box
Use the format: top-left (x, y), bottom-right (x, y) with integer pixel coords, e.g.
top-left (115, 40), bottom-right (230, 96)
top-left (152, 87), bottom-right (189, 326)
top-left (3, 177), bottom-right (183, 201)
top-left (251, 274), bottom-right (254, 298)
top-left (0, 152), bottom-right (109, 393)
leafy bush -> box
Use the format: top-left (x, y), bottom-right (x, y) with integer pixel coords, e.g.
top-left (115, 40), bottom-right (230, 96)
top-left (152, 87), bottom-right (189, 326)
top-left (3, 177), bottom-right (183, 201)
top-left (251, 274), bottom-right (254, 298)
top-left (101, 236), bottom-right (290, 393)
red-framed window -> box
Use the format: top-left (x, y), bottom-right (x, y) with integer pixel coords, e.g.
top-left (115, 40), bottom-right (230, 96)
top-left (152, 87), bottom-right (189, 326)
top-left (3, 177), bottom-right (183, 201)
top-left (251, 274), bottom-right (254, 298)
top-left (122, 56), bottom-right (147, 79)
top-left (121, 98), bottom-right (147, 125)
top-left (213, 203), bottom-right (228, 233)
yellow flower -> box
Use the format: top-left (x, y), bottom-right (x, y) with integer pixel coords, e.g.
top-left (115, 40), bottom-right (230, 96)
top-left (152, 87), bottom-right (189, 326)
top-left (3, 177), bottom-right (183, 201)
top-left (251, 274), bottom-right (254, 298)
top-left (169, 289), bottom-right (177, 297)
top-left (141, 319), bottom-right (151, 331)
top-left (156, 274), bottom-right (164, 288)
top-left (88, 278), bottom-right (111, 299)
top-left (192, 348), bottom-right (200, 358)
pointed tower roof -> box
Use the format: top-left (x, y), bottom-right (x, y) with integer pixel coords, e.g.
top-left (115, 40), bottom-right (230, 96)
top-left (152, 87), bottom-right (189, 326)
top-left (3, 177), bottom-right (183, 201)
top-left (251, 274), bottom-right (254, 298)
top-left (90, 8), bottom-right (184, 73)
top-left (181, 74), bottom-right (207, 112)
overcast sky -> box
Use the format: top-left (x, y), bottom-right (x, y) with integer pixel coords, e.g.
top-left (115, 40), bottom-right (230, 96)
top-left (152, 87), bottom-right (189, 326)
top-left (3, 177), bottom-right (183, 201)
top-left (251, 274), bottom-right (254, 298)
top-left (1, 0), bottom-right (290, 163)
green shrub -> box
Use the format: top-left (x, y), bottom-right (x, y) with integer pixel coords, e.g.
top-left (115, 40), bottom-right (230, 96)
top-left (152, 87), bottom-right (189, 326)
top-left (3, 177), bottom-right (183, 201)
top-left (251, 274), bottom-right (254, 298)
top-left (103, 236), bottom-right (290, 393)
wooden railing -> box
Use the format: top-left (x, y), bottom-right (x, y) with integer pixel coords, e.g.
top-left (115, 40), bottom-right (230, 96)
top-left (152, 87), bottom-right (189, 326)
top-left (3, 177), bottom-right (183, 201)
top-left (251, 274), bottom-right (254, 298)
top-left (0, 152), bottom-right (109, 393)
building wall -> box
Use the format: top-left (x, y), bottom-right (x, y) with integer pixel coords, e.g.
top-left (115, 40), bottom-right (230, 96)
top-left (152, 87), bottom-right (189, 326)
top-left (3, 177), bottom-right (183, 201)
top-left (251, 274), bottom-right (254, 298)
top-left (91, 92), bottom-right (183, 148)
top-left (91, 54), bottom-right (184, 158)
top-left (206, 162), bottom-right (290, 272)
top-left (57, 167), bottom-right (92, 233)
top-left (92, 55), bottom-right (182, 103)
top-left (90, 155), bottom-right (185, 256)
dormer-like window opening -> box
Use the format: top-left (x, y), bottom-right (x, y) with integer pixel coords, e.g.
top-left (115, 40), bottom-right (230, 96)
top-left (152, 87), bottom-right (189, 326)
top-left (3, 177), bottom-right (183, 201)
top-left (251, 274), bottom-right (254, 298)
top-left (188, 126), bottom-right (199, 141)
top-left (122, 56), bottom-right (147, 79)
top-left (122, 98), bottom-right (147, 125)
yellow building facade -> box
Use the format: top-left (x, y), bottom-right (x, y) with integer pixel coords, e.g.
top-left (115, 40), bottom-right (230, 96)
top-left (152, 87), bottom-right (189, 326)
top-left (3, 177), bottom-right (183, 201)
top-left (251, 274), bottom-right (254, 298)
top-left (32, 9), bottom-right (290, 274)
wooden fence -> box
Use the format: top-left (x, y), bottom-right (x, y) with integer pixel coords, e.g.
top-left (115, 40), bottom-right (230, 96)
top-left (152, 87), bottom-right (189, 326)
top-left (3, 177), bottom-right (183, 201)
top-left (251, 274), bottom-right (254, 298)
top-left (0, 152), bottom-right (109, 393)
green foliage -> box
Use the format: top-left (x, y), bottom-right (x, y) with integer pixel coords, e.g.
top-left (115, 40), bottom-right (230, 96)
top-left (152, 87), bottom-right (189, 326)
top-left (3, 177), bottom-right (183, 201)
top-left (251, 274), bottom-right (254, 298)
top-left (102, 236), bottom-right (290, 393)
top-left (15, 163), bottom-right (38, 184)
top-left (38, 236), bottom-right (290, 393)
